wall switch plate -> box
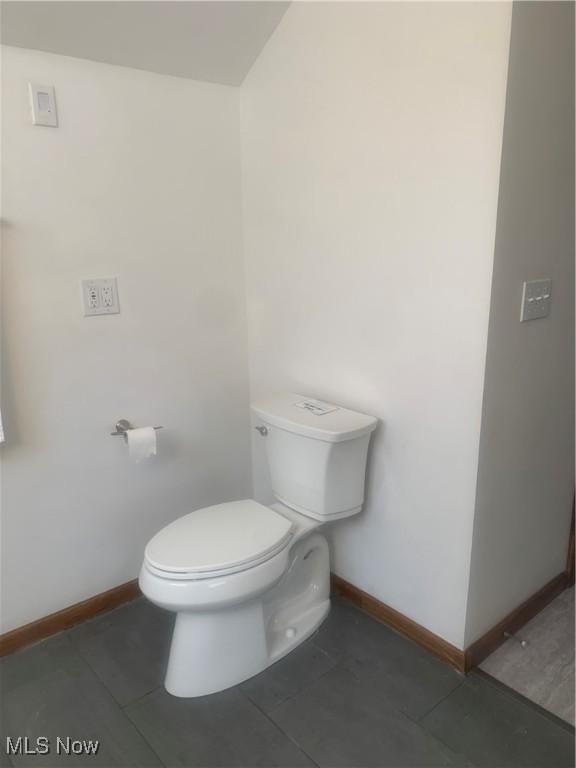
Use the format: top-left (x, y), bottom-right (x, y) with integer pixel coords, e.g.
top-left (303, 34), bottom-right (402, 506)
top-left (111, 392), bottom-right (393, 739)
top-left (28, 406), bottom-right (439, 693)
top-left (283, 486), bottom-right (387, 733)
top-left (81, 278), bottom-right (120, 316)
top-left (520, 279), bottom-right (552, 322)
top-left (28, 83), bottom-right (58, 127)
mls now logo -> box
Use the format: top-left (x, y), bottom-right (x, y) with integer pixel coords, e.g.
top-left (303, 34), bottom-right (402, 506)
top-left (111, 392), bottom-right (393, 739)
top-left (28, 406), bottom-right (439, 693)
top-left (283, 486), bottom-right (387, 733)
top-left (6, 737), bottom-right (100, 756)
top-left (55, 737), bottom-right (100, 755)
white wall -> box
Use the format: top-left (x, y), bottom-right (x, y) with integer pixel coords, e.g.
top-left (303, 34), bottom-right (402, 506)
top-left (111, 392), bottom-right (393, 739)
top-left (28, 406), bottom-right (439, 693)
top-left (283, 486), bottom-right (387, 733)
top-left (465, 2), bottom-right (575, 645)
top-left (241, 2), bottom-right (512, 648)
top-left (6, 3), bottom-right (567, 652)
top-left (0, 47), bottom-right (251, 632)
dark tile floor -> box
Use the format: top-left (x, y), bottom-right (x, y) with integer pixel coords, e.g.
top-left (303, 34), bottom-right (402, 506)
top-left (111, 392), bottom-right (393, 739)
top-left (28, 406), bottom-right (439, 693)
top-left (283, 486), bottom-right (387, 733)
top-left (1, 597), bottom-right (573, 768)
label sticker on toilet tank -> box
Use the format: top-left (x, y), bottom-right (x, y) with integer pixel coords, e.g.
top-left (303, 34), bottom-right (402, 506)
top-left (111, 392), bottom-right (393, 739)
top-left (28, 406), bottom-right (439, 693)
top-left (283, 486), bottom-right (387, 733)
top-left (294, 400), bottom-right (339, 416)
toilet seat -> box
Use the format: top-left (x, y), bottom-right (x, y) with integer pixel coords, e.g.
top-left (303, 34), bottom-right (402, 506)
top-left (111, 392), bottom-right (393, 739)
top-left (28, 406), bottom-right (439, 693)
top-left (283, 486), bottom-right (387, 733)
top-left (144, 499), bottom-right (294, 581)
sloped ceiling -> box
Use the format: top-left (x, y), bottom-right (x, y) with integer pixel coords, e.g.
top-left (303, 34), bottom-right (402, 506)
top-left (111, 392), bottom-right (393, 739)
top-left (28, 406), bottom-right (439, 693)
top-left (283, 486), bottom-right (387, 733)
top-left (1, 1), bottom-right (290, 86)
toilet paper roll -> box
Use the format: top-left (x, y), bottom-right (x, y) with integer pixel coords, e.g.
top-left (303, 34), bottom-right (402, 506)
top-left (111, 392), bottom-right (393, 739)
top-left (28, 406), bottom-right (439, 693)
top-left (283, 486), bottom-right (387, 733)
top-left (126, 427), bottom-right (157, 462)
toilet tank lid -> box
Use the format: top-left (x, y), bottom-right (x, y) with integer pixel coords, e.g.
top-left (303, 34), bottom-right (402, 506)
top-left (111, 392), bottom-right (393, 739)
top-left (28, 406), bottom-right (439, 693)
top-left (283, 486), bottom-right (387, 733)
top-left (251, 393), bottom-right (378, 443)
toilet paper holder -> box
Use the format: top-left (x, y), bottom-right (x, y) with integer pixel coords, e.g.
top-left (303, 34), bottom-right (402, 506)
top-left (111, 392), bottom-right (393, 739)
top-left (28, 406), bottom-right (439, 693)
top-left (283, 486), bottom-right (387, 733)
top-left (110, 419), bottom-right (164, 439)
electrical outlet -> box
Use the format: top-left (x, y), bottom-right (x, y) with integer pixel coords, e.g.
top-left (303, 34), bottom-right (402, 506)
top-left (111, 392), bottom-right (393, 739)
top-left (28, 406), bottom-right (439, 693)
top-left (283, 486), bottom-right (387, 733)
top-left (101, 284), bottom-right (114, 308)
top-left (87, 285), bottom-right (99, 310)
top-left (81, 278), bottom-right (120, 316)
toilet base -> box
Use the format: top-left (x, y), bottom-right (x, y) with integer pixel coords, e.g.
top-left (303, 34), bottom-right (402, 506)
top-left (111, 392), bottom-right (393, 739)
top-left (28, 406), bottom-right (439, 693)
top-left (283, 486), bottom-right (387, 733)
top-left (164, 532), bottom-right (330, 697)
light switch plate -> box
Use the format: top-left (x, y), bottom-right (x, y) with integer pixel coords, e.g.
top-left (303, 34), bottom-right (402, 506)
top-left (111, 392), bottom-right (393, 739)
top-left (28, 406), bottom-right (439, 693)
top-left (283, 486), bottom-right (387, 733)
top-left (81, 278), bottom-right (120, 316)
top-left (520, 279), bottom-right (552, 322)
top-left (28, 83), bottom-right (58, 127)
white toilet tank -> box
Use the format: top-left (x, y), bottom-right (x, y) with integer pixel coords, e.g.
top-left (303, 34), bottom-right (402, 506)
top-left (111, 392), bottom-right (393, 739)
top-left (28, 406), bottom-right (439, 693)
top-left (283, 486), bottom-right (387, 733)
top-left (252, 394), bottom-right (377, 521)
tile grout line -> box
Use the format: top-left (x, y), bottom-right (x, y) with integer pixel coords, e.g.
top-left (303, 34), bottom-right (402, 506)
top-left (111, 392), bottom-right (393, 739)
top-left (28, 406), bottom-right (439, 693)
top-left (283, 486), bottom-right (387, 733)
top-left (65, 606), bottom-right (322, 765)
top-left (416, 672), bottom-right (575, 768)
top-left (65, 608), bottom-right (173, 713)
top-left (66, 626), bottom-right (142, 709)
top-left (67, 630), bottom-right (169, 767)
top-left (240, 649), bottom-right (341, 717)
top-left (239, 650), bottom-right (466, 768)
top-left (310, 632), bottom-right (477, 765)
top-left (246, 658), bottom-right (476, 768)
top-left (472, 669), bottom-right (576, 734)
top-left (64, 622), bottom-right (174, 766)
top-left (315, 635), bottom-right (468, 732)
top-left (284, 622), bottom-right (472, 736)
top-left (0, 751), bottom-right (15, 768)
top-left (402, 680), bottom-right (482, 768)
top-left (3, 626), bottom-right (169, 768)
top-left (237, 685), bottom-right (321, 767)
top-left (122, 705), bottom-right (169, 768)
top-left (412, 678), bottom-right (467, 725)
top-left (120, 684), bottom-right (165, 711)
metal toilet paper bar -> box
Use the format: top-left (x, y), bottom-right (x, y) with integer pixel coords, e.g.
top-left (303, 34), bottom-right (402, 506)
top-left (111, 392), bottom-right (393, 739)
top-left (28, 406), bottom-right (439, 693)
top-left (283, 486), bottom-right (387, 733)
top-left (110, 419), bottom-right (164, 441)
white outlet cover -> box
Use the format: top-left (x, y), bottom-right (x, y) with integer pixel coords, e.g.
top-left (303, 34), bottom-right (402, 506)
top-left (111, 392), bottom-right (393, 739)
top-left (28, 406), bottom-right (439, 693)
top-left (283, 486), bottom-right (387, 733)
top-left (81, 278), bottom-right (120, 316)
top-left (520, 279), bottom-right (552, 322)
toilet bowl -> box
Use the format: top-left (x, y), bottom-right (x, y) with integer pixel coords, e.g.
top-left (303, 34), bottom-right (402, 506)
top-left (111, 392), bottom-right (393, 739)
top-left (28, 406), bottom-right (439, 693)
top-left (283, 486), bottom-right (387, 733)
top-left (140, 394), bottom-right (377, 697)
top-left (140, 500), bottom-right (329, 697)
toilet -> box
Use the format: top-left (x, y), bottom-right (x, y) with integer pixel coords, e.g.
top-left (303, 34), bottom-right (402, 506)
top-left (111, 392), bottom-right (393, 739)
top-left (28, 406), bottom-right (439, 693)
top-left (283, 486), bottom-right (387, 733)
top-left (139, 393), bottom-right (377, 697)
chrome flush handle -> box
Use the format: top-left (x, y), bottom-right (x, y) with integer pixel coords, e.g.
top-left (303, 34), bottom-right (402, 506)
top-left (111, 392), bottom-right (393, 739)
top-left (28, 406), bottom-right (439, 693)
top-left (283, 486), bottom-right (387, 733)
top-left (255, 425), bottom-right (268, 436)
